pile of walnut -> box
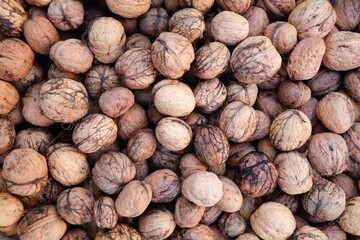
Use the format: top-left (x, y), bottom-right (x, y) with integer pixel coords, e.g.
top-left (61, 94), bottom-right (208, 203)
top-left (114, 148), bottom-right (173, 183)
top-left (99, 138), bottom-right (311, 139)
top-left (1, 0), bottom-right (360, 239)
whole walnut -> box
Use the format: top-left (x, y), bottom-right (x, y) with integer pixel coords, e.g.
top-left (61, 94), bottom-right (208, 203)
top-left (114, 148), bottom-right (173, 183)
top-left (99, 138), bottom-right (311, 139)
top-left (47, 0), bottom-right (84, 31)
top-left (338, 197), bottom-right (360, 236)
top-left (319, 223), bottom-right (346, 240)
top-left (99, 87), bottom-right (134, 118)
top-left (62, 229), bottom-right (89, 240)
top-left (181, 224), bottom-right (216, 240)
top-left (316, 92), bottom-right (355, 134)
top-left (179, 153), bottom-right (207, 178)
top-left (263, 0), bottom-right (296, 19)
top-left (210, 11), bottom-right (249, 46)
top-left (191, 41), bottom-right (230, 80)
top-left (243, 7), bottom-right (269, 37)
top-left (13, 62), bottom-right (43, 93)
top-left (332, 0), bottom-right (360, 31)
top-left (151, 32), bottom-right (195, 79)
top-left (297, 98), bottom-right (319, 127)
top-left (344, 69), bottom-right (360, 102)
top-left (264, 21), bottom-right (297, 55)
top-left (140, 8), bottom-right (169, 38)
top-left (0, 38), bottom-right (34, 81)
top-left (92, 151), bottom-right (136, 194)
top-left (151, 144), bottom-right (185, 172)
top-left (139, 208), bottom-right (176, 240)
top-left (251, 202), bottom-right (296, 240)
top-left (0, 192), bottom-right (24, 228)
top-left (182, 171), bottom-right (223, 207)
top-left (278, 80), bottom-right (311, 108)
top-left (226, 82), bottom-right (258, 106)
top-left (288, 0), bottom-right (336, 39)
top-left (270, 110), bottom-right (312, 151)
top-left (0, 118), bottom-right (15, 155)
top-left (115, 48), bottom-right (157, 89)
top-left (296, 226), bottom-right (328, 240)
top-left (343, 122), bottom-right (360, 163)
top-left (274, 151), bottom-right (313, 195)
top-left (47, 63), bottom-right (81, 82)
top-left (216, 176), bottom-right (243, 213)
top-left (218, 212), bottom-right (246, 238)
top-left (227, 142), bottom-right (256, 168)
top-left (93, 197), bottom-right (118, 229)
top-left (73, 114), bottom-right (118, 153)
top-left (236, 233), bottom-right (260, 240)
top-left (235, 151), bottom-right (278, 197)
top-left (178, 0), bottom-right (214, 14)
top-left (268, 191), bottom-right (299, 213)
top-left (106, 0), bottom-right (151, 18)
top-left (116, 17), bottom-right (138, 35)
top-left (95, 224), bottom-right (141, 240)
top-left (307, 68), bottom-right (341, 97)
top-left (247, 110), bottom-right (271, 141)
top-left (257, 65), bottom-right (287, 90)
top-left (184, 111), bottom-right (208, 131)
top-left (14, 128), bottom-right (52, 155)
top-left (39, 78), bottom-right (88, 123)
top-left (0, 1), bottom-right (27, 37)
top-left (125, 33), bottom-right (151, 50)
top-left (230, 36), bottom-right (281, 84)
top-left (219, 101), bottom-right (257, 143)
top-left (302, 178), bottom-right (346, 221)
top-left (287, 38), bottom-right (326, 80)
top-left (194, 78), bottom-right (227, 114)
top-left (216, 0), bottom-right (250, 14)
top-left (201, 206), bottom-right (222, 225)
top-left (17, 205), bottom-right (67, 240)
top-left (127, 128), bottom-right (157, 162)
top-left (2, 148), bottom-right (48, 196)
top-left (174, 195), bottom-right (206, 228)
top-left (330, 173), bottom-right (359, 200)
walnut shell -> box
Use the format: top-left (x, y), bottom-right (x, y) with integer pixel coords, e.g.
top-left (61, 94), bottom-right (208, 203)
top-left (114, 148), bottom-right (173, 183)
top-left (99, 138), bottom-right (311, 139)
top-left (92, 151), bottom-right (136, 194)
top-left (139, 208), bottom-right (176, 240)
top-left (344, 69), bottom-right (360, 102)
top-left (169, 8), bottom-right (204, 42)
top-left (14, 128), bottom-right (52, 155)
top-left (226, 82), bottom-right (258, 106)
top-left (181, 224), bottom-right (215, 240)
top-left (99, 87), bottom-right (134, 118)
top-left (62, 229), bottom-right (89, 240)
top-left (243, 7), bottom-right (269, 37)
top-left (0, 192), bottom-right (24, 228)
top-left (296, 226), bottom-right (328, 240)
top-left (201, 206), bottom-right (222, 225)
top-left (306, 68), bottom-right (341, 97)
top-left (2, 148), bottom-right (48, 196)
top-left (17, 205), bottom-right (67, 240)
top-left (330, 173), bottom-right (359, 200)
top-left (230, 36), bottom-right (281, 84)
top-left (194, 78), bottom-right (227, 114)
top-left (332, 0), bottom-right (360, 31)
top-left (263, 21), bottom-right (297, 55)
top-left (319, 223), bottom-right (346, 240)
top-left (268, 191), bottom-right (299, 213)
top-left (6, 102), bottom-right (23, 126)
top-left (174, 195), bottom-right (206, 228)
top-left (316, 92), bottom-right (355, 134)
top-left (255, 91), bottom-right (285, 120)
top-left (179, 153), bottom-right (207, 178)
top-left (184, 111), bottom-right (208, 131)
top-left (227, 142), bottom-right (256, 168)
top-left (0, 0), bottom-right (27, 37)
top-left (219, 101), bottom-right (257, 143)
top-left (343, 122), bottom-right (360, 163)
top-left (278, 80), bottom-right (311, 108)
top-left (93, 197), bottom-right (118, 229)
top-left (218, 212), bottom-right (246, 238)
top-left (338, 197), bottom-right (360, 236)
top-left (263, 0), bottom-right (296, 19)
top-left (297, 98), bottom-right (319, 127)
top-left (73, 113), bottom-right (117, 153)
top-left (151, 142), bottom-right (185, 172)
top-left (95, 224), bottom-right (141, 240)
top-left (178, 0), bottom-right (214, 14)
top-left (125, 33), bottom-right (152, 50)
top-left (127, 128), bottom-right (157, 162)
top-left (0, 118), bottom-right (15, 155)
top-left (270, 110), bottom-right (312, 151)
top-left (151, 32), bottom-right (195, 79)
top-left (274, 151), bottom-right (313, 195)
top-left (139, 7), bottom-right (169, 38)
top-left (50, 39), bottom-right (93, 74)
top-left (182, 171), bottom-right (223, 207)
top-left (47, 63), bottom-right (81, 82)
top-left (216, 0), bottom-right (250, 14)
top-left (216, 176), bottom-right (243, 213)
top-left (247, 110), bottom-right (271, 141)
top-left (250, 202), bottom-right (296, 240)
top-left (106, 0), bottom-right (151, 18)
top-left (236, 233), bottom-right (260, 240)
top-left (12, 62), bottom-right (43, 93)
top-left (47, 0), bottom-right (84, 31)
top-left (288, 0), bottom-right (336, 39)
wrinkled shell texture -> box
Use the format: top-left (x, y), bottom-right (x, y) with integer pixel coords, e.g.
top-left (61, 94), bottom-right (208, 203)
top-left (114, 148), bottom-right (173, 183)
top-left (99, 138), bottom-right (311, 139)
top-left (0, 192), bottom-right (24, 227)
top-left (278, 81), bottom-right (311, 109)
top-left (243, 6), bottom-right (269, 37)
top-left (264, 21), bottom-right (297, 55)
top-left (47, 0), bottom-right (84, 31)
top-left (106, 0), bottom-right (151, 18)
top-left (0, 80), bottom-right (19, 115)
top-left (94, 197), bottom-right (118, 229)
top-left (296, 226), bottom-right (329, 240)
top-left (338, 197), bottom-right (360, 236)
top-left (0, 0), bottom-right (27, 37)
top-left (226, 82), bottom-right (258, 106)
top-left (344, 69), bottom-right (360, 102)
top-left (174, 195), bottom-right (205, 228)
top-left (139, 209), bottom-right (176, 240)
top-left (343, 122), bottom-right (360, 163)
top-left (117, 103), bottom-right (148, 141)
top-left (194, 78), bottom-right (227, 114)
top-left (216, 176), bottom-right (243, 213)
top-left (95, 224), bottom-right (141, 240)
top-left (216, 0), bottom-right (250, 14)
top-left (0, 118), bottom-right (15, 155)
top-left (140, 8), bottom-right (169, 38)
top-left (127, 129), bottom-right (157, 162)
top-left (99, 87), bottom-right (134, 118)
top-left (332, 0), bottom-right (360, 31)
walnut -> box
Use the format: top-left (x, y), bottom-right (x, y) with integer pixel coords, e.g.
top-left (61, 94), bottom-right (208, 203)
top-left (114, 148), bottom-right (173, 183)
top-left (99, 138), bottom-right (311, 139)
top-left (99, 87), bottom-right (134, 118)
top-left (182, 171), bottom-right (223, 207)
top-left (6, 102), bottom-right (23, 126)
top-left (179, 0), bottom-right (214, 14)
top-left (302, 178), bottom-right (346, 221)
top-left (125, 33), bottom-right (152, 50)
top-left (47, 0), bottom-right (84, 31)
top-left (216, 0), bottom-right (250, 14)
top-left (191, 41), bottom-right (230, 80)
top-left (12, 62), bottom-right (43, 93)
top-left (264, 0), bottom-right (296, 19)
top-left (297, 98), bottom-right (318, 127)
top-left (270, 110), bottom-right (312, 151)
top-left (230, 36), bottom-right (281, 84)
top-left (181, 224), bottom-right (216, 240)
top-left (57, 187), bottom-right (94, 225)
top-left (319, 223), bottom-right (346, 240)
top-left (267, 191), bottom-right (299, 213)
top-left (164, 0), bottom-right (181, 14)
top-left (316, 92), bottom-right (355, 134)
top-left (77, 3), bottom-right (107, 34)
top-left (106, 0), bottom-right (151, 18)
top-left (201, 206), bottom-right (222, 225)
top-left (277, 80), bottom-right (311, 108)
top-left (344, 69), bottom-right (360, 102)
top-left (140, 8), bottom-right (169, 38)
top-left (95, 224), bottom-right (141, 240)
top-left (127, 128), bottom-right (156, 162)
top-left (227, 142), bottom-right (255, 168)
top-left (250, 202), bottom-right (296, 240)
top-left (208, 162), bottom-right (226, 176)
top-left (92, 151), bottom-right (136, 194)
top-left (152, 32), bottom-right (195, 79)
top-left (247, 110), bottom-right (271, 141)
top-left (226, 82), bottom-right (258, 107)
top-left (332, 0), bottom-right (360, 31)
top-left (218, 212), bottom-right (246, 238)
top-left (219, 101), bottom-right (257, 142)
top-left (93, 197), bottom-right (118, 229)
top-left (156, 117), bottom-right (192, 151)
top-left (180, 153), bottom-right (207, 178)
top-left (174, 195), bottom-right (206, 228)
top-left (235, 151), bottom-right (278, 197)
top-left (263, 21), bottom-right (297, 55)
top-left (14, 128), bottom-right (52, 155)
top-left (243, 6), bottom-right (269, 36)
top-left (139, 208), bottom-right (176, 240)
top-left (306, 68), bottom-right (341, 97)
top-left (0, 118), bottom-right (15, 155)
top-left (61, 229), bottom-right (89, 240)
top-left (0, 0), bottom-right (27, 37)
top-left (184, 112), bottom-right (208, 131)
top-left (255, 92), bottom-right (284, 120)
top-left (0, 38), bottom-right (34, 81)
top-left (0, 192), bottom-right (24, 228)
top-left (17, 205), bottom-right (67, 240)
top-left (324, 31), bottom-right (360, 71)
top-left (274, 151), bottom-right (313, 195)
top-left (147, 105), bottom-right (165, 125)
top-left (236, 233), bottom-right (260, 240)
top-left (330, 173), bottom-right (359, 200)
top-left (151, 144), bottom-right (187, 172)
top-left (133, 160), bottom-right (149, 181)
top-left (117, 103), bottom-right (148, 141)
top-left (296, 226), bottom-right (328, 240)
top-left (343, 122), bottom-right (360, 163)
top-left (115, 48), bottom-right (157, 89)
top-left (193, 78), bottom-right (226, 114)
top-left (216, 176), bottom-right (243, 213)
top-left (116, 16), bottom-right (138, 35)
top-left (73, 114), bottom-right (117, 153)
top-left (47, 63), bottom-right (81, 82)
top-left (338, 197), bottom-right (360, 236)
top-left (288, 0), bottom-right (336, 39)
top-left (258, 65), bottom-right (287, 90)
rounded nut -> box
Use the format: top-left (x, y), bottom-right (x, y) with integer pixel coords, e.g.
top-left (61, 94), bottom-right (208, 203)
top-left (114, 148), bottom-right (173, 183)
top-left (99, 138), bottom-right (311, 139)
top-left (338, 197), bottom-right (360, 236)
top-left (140, 8), bottom-right (169, 38)
top-left (243, 6), bottom-right (269, 37)
top-left (0, 80), bottom-right (19, 115)
top-left (174, 195), bottom-right (206, 228)
top-left (125, 33), bottom-right (151, 50)
top-left (127, 129), bottom-right (157, 162)
top-left (344, 69), bottom-right (360, 102)
top-left (179, 153), bottom-right (207, 178)
top-left (0, 192), bottom-right (24, 228)
top-left (99, 87), bottom-right (134, 118)
top-left (263, 0), bottom-right (296, 19)
top-left (343, 122), bottom-right (360, 163)
top-left (0, 118), bottom-right (15, 155)
top-left (216, 0), bottom-right (250, 14)
top-left (278, 80), bottom-right (311, 108)
top-left (218, 212), bottom-right (246, 238)
top-left (194, 78), bottom-right (227, 114)
top-left (106, 0), bottom-right (151, 18)
top-left (216, 176), bottom-right (243, 213)
top-left (306, 68), bottom-right (341, 97)
top-left (247, 110), bottom-right (271, 141)
top-left (94, 197), bottom-right (118, 229)
top-left (296, 226), bottom-right (328, 240)
top-left (47, 0), bottom-right (84, 31)
top-left (139, 209), bottom-right (176, 240)
top-left (226, 82), bottom-right (258, 106)
top-left (182, 224), bottom-right (216, 240)
top-left (330, 173), bottom-right (359, 200)
top-left (264, 21), bottom-right (297, 55)
top-left (255, 91), bottom-right (285, 120)
top-left (0, 1), bottom-right (27, 37)
top-left (95, 224), bottom-right (141, 240)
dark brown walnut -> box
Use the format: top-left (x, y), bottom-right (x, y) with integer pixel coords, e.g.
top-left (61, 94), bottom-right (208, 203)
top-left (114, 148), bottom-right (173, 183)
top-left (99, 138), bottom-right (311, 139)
top-left (243, 6), bottom-right (269, 37)
top-left (316, 92), bottom-right (355, 134)
top-left (194, 125), bottom-right (229, 166)
top-left (263, 0), bottom-right (296, 19)
top-left (0, 80), bottom-right (19, 115)
top-left (332, 0), bottom-right (360, 31)
top-left (297, 98), bottom-right (319, 127)
top-left (278, 80), bottom-right (311, 108)
top-left (184, 112), bottom-right (208, 131)
top-left (344, 69), bottom-right (360, 102)
top-left (139, 208), bottom-right (176, 240)
top-left (39, 78), bottom-right (89, 123)
top-left (115, 48), bottom-right (157, 89)
top-left (73, 113), bottom-right (117, 153)
top-left (194, 78), bottom-right (227, 114)
top-left (318, 223), bottom-right (347, 240)
top-left (347, 157), bottom-right (360, 179)
top-left (169, 8), bottom-right (205, 42)
top-left (235, 151), bottom-right (278, 197)
top-left (302, 178), bottom-right (346, 221)
top-left (99, 87), bottom-right (134, 118)
top-left (294, 215), bottom-right (309, 230)
top-left (179, 0), bottom-right (214, 14)
top-left (343, 122), bottom-right (360, 163)
top-left (47, 63), bottom-right (81, 82)
top-left (201, 206), bottom-right (222, 225)
top-left (17, 205), bottom-right (67, 240)
top-left (152, 32), bottom-right (194, 79)
top-left (287, 38), bottom-right (326, 80)
top-left (0, 118), bottom-right (15, 155)
top-left (27, 7), bottom-right (47, 18)
top-left (218, 212), bottom-right (246, 238)
top-left (92, 151), bottom-right (136, 194)
top-left (87, 17), bottom-right (126, 64)
top-left (0, 0), bottom-right (27, 37)
top-left (57, 187), bottom-right (95, 225)
top-left (181, 224), bottom-right (216, 240)
top-left (216, 176), bottom-right (243, 213)
top-left (95, 224), bottom-right (141, 240)
top-left (226, 82), bottom-right (258, 106)
top-left (324, 31), bottom-right (360, 71)
top-left (133, 160), bottom-right (149, 181)
top-left (270, 110), bottom-right (312, 151)
top-left (127, 128), bottom-right (157, 162)
top-left (0, 192), bottom-right (24, 228)
top-left (164, 0), bottom-right (181, 15)
top-left (274, 151), bottom-right (313, 195)
top-left (338, 197), bottom-right (360, 236)
top-left (50, 39), bottom-right (93, 74)
top-left (144, 169), bottom-right (180, 203)
top-left (306, 68), bottom-right (341, 97)
top-left (308, 133), bottom-right (348, 176)
top-left (247, 110), bottom-right (271, 141)
top-left (288, 0), bottom-right (336, 39)
top-left (210, 11), bottom-right (249, 46)
top-left (230, 36), bottom-right (281, 84)
top-left (2, 148), bottom-right (48, 196)
top-left (133, 87), bottom-right (153, 105)
top-left (116, 17), bottom-right (138, 35)
top-left (14, 128), bottom-right (52, 155)
top-left (296, 226), bottom-right (328, 240)
top-left (257, 65), bottom-right (287, 90)
top-left (13, 62), bottom-right (43, 93)
top-left (330, 173), bottom-right (359, 200)
top-left (174, 195), bottom-right (206, 228)
top-left (117, 103), bottom-right (148, 141)
top-left (93, 197), bottom-right (118, 229)
top-left (0, 38), bottom-right (35, 82)
top-left (179, 153), bottom-right (207, 178)
top-left (216, 0), bottom-right (250, 14)
top-left (263, 21), bottom-right (297, 55)
top-left (61, 229), bottom-right (89, 240)
top-left (191, 41), bottom-right (230, 80)
top-left (267, 191), bottom-right (299, 213)
top-left (151, 144), bottom-right (185, 172)
top-left (23, 15), bottom-right (59, 55)
top-left (47, 0), bottom-right (84, 31)
top-left (106, 0), bottom-right (151, 18)
top-left (125, 33), bottom-right (152, 50)
top-left (140, 8), bottom-right (169, 38)
top-left (147, 105), bottom-right (165, 125)
top-left (227, 142), bottom-right (256, 168)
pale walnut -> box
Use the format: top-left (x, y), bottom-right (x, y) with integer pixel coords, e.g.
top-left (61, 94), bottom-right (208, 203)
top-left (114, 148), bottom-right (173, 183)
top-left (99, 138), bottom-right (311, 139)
top-left (0, 118), bottom-right (15, 155)
top-left (236, 233), bottom-right (260, 240)
top-left (296, 226), bottom-right (328, 240)
top-left (216, 176), bottom-right (243, 213)
top-left (243, 7), bottom-right (269, 37)
top-left (139, 208), bottom-right (176, 240)
top-left (47, 0), bottom-right (84, 31)
top-left (194, 78), bottom-right (227, 114)
top-left (140, 8), bottom-right (169, 38)
top-left (174, 195), bottom-right (206, 228)
top-left (106, 0), bottom-right (151, 18)
top-left (95, 224), bottom-right (141, 240)
top-left (179, 0), bottom-right (214, 14)
top-left (15, 128), bottom-right (52, 155)
top-left (226, 82), bottom-right (258, 106)
top-left (127, 128), bottom-right (157, 162)
top-left (216, 0), bottom-right (250, 14)
top-left (0, 192), bottom-right (24, 228)
top-left (338, 197), bottom-right (360, 236)
top-left (264, 21), bottom-right (297, 55)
